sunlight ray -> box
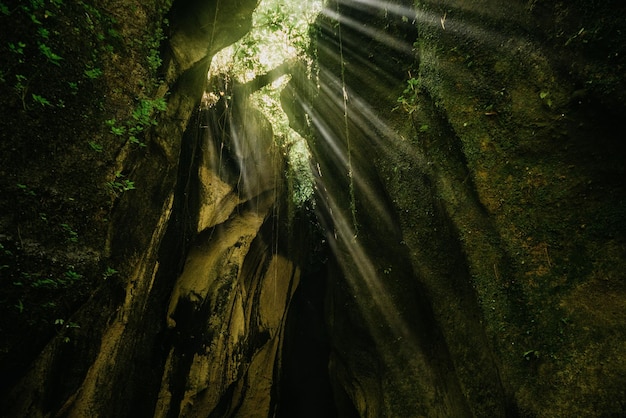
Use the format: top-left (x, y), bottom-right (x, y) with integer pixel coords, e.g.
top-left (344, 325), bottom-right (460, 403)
top-left (320, 7), bottom-right (413, 55)
top-left (339, 0), bottom-right (420, 19)
top-left (301, 92), bottom-right (398, 232)
top-left (327, 0), bottom-right (532, 57)
top-left (314, 40), bottom-right (403, 86)
top-left (316, 67), bottom-right (400, 147)
top-left (315, 184), bottom-right (426, 374)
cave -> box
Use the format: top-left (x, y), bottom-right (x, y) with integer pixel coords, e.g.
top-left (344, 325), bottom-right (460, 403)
top-left (1, 0), bottom-right (625, 417)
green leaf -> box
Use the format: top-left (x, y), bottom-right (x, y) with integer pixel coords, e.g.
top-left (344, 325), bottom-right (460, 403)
top-left (88, 141), bottom-right (103, 152)
top-left (32, 93), bottom-right (52, 106)
top-left (37, 27), bottom-right (49, 39)
top-left (84, 67), bottom-right (102, 79)
top-left (38, 43), bottom-right (63, 65)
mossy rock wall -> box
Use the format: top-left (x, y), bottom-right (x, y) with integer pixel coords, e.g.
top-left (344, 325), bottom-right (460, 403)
top-left (0, 0), bottom-right (302, 417)
top-left (286, 0), bottom-right (626, 416)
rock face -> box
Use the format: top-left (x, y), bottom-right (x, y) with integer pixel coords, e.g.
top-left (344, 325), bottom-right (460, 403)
top-left (284, 0), bottom-right (626, 416)
top-left (156, 89), bottom-right (296, 417)
top-left (1, 0), bottom-right (625, 417)
top-left (1, 0), bottom-right (301, 417)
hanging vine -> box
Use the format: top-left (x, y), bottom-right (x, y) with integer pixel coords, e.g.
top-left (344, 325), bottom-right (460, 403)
top-left (336, 2), bottom-right (358, 238)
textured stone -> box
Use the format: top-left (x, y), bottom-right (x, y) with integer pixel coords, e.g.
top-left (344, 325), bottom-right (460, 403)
top-left (284, 0), bottom-right (626, 416)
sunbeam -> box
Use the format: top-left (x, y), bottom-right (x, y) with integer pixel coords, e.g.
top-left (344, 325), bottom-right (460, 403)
top-left (300, 80), bottom-right (399, 233)
top-left (320, 7), bottom-right (414, 55)
top-left (318, 189), bottom-right (425, 368)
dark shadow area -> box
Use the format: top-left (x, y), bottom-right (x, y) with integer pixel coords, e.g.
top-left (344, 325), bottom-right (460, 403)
top-left (277, 233), bottom-right (338, 418)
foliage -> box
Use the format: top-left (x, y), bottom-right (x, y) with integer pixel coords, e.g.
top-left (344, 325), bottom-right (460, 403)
top-left (84, 67), bottom-right (103, 79)
top-left (32, 93), bottom-right (52, 106)
top-left (17, 183), bottom-right (36, 196)
top-left (38, 42), bottom-right (63, 66)
top-left (105, 97), bottom-right (167, 147)
top-left (146, 19), bottom-right (167, 74)
top-left (60, 223), bottom-right (78, 243)
top-left (225, 1), bottom-right (319, 79)
top-left (211, 0), bottom-right (321, 208)
top-left (102, 266), bottom-right (118, 279)
top-left (396, 74), bottom-right (421, 114)
top-left (88, 141), bottom-right (103, 152)
top-left (0, 0), bottom-right (172, 367)
top-left (106, 171), bottom-right (136, 195)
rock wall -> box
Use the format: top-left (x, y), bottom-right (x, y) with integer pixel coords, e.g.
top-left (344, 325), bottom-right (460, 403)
top-left (1, 0), bottom-right (304, 417)
top-left (284, 0), bottom-right (626, 416)
top-left (2, 0), bottom-right (625, 416)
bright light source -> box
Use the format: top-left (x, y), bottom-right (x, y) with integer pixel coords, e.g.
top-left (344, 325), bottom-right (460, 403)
top-left (207, 0), bottom-right (322, 207)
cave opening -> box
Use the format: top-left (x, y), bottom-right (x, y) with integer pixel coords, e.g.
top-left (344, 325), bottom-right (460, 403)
top-left (194, 1), bottom-right (340, 415)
